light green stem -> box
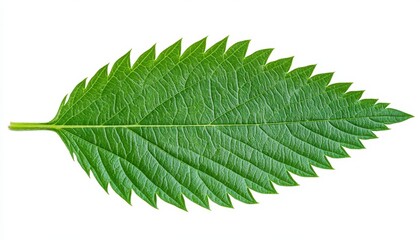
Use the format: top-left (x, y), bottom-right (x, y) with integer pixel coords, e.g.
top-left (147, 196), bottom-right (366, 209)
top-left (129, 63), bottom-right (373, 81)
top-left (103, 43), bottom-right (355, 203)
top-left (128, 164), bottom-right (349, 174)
top-left (9, 122), bottom-right (51, 131)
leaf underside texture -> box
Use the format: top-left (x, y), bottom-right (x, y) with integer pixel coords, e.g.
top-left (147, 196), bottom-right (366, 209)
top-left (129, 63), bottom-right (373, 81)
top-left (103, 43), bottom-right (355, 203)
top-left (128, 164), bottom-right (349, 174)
top-left (15, 37), bottom-right (412, 210)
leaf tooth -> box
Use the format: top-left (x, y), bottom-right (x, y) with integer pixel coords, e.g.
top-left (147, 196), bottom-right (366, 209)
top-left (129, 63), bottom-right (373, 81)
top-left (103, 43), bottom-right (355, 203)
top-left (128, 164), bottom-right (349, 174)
top-left (237, 146), bottom-right (299, 187)
top-left (287, 64), bottom-right (317, 83)
top-left (87, 167), bottom-right (110, 193)
top-left (197, 172), bottom-right (234, 208)
top-left (310, 72), bottom-right (334, 82)
top-left (243, 48), bottom-right (274, 66)
top-left (264, 56), bottom-right (294, 74)
top-left (56, 131), bottom-right (77, 161)
top-left (359, 98), bottom-right (378, 107)
top-left (244, 189), bottom-right (258, 204)
top-left (147, 154), bottom-right (204, 210)
top-left (49, 94), bottom-right (69, 123)
top-left (344, 90), bottom-right (365, 101)
top-left (65, 133), bottom-right (111, 192)
top-left (180, 37), bottom-right (207, 60)
top-left (163, 144), bottom-right (256, 206)
top-left (61, 78), bottom-right (87, 112)
top-left (117, 158), bottom-right (159, 209)
top-left (133, 44), bottom-right (156, 68)
top-left (294, 122), bottom-right (349, 156)
top-left (109, 182), bottom-right (132, 205)
top-left (340, 146), bottom-right (351, 158)
top-left (214, 128), bottom-right (299, 189)
top-left (224, 40), bottom-right (251, 61)
top-left (156, 191), bottom-right (187, 211)
top-left (239, 127), bottom-right (317, 177)
top-left (205, 36), bottom-right (228, 57)
top-left (286, 123), bottom-right (350, 160)
top-left (219, 129), bottom-right (308, 186)
top-left (329, 121), bottom-right (378, 140)
top-left (109, 50), bottom-right (131, 79)
top-left (351, 139), bottom-right (365, 149)
top-left (93, 175), bottom-right (110, 194)
top-left (155, 39), bottom-right (182, 63)
top-left (135, 129), bottom-right (209, 210)
top-left (127, 128), bottom-right (216, 209)
top-left (374, 102), bottom-right (390, 109)
top-left (217, 145), bottom-right (278, 194)
top-left (67, 129), bottom-right (133, 202)
top-left (306, 121), bottom-right (366, 150)
top-left (96, 150), bottom-right (133, 204)
top-left (246, 180), bottom-right (278, 194)
top-left (308, 165), bottom-right (319, 177)
top-left (182, 188), bottom-right (211, 210)
top-left (348, 118), bottom-right (389, 131)
top-left (223, 188), bottom-right (257, 205)
top-left (281, 171), bottom-right (299, 186)
top-left (50, 64), bottom-right (110, 124)
top-left (309, 72), bottom-right (334, 87)
top-left (129, 183), bottom-right (158, 209)
top-left (85, 64), bottom-right (109, 90)
top-left (326, 82), bottom-right (352, 94)
top-left (131, 151), bottom-right (187, 210)
top-left (321, 156), bottom-right (334, 169)
top-left (279, 124), bottom-right (336, 169)
top-left (286, 163), bottom-right (318, 177)
top-left (134, 192), bottom-right (157, 209)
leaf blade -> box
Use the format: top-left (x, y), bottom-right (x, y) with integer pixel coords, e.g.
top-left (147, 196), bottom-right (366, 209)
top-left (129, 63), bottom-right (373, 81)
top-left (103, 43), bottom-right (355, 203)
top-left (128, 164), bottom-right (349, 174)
top-left (10, 38), bottom-right (412, 209)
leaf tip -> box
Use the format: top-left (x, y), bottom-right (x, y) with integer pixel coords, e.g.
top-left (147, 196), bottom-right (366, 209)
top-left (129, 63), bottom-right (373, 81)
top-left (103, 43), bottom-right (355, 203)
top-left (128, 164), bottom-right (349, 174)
top-left (404, 112), bottom-right (414, 119)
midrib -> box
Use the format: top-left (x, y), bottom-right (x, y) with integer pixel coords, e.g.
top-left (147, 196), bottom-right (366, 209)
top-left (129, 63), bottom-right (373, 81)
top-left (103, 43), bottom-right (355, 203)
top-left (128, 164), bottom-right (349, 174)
top-left (9, 116), bottom-right (381, 130)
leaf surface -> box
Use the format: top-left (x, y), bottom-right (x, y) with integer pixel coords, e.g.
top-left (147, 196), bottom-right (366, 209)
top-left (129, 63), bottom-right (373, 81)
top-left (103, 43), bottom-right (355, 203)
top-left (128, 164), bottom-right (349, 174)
top-left (10, 37), bottom-right (412, 209)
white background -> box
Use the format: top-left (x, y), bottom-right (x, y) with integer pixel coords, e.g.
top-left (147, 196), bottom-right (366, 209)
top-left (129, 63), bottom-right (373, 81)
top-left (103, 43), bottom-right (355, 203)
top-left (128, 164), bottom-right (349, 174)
top-left (1, 0), bottom-right (419, 239)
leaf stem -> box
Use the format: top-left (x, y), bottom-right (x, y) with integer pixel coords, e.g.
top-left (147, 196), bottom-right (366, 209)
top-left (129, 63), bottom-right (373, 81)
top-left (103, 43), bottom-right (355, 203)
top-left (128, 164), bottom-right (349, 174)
top-left (9, 122), bottom-right (51, 131)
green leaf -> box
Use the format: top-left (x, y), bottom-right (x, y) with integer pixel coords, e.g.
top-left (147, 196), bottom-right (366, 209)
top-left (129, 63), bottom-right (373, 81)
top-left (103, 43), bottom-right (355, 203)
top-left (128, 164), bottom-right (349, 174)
top-left (9, 37), bottom-right (412, 210)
